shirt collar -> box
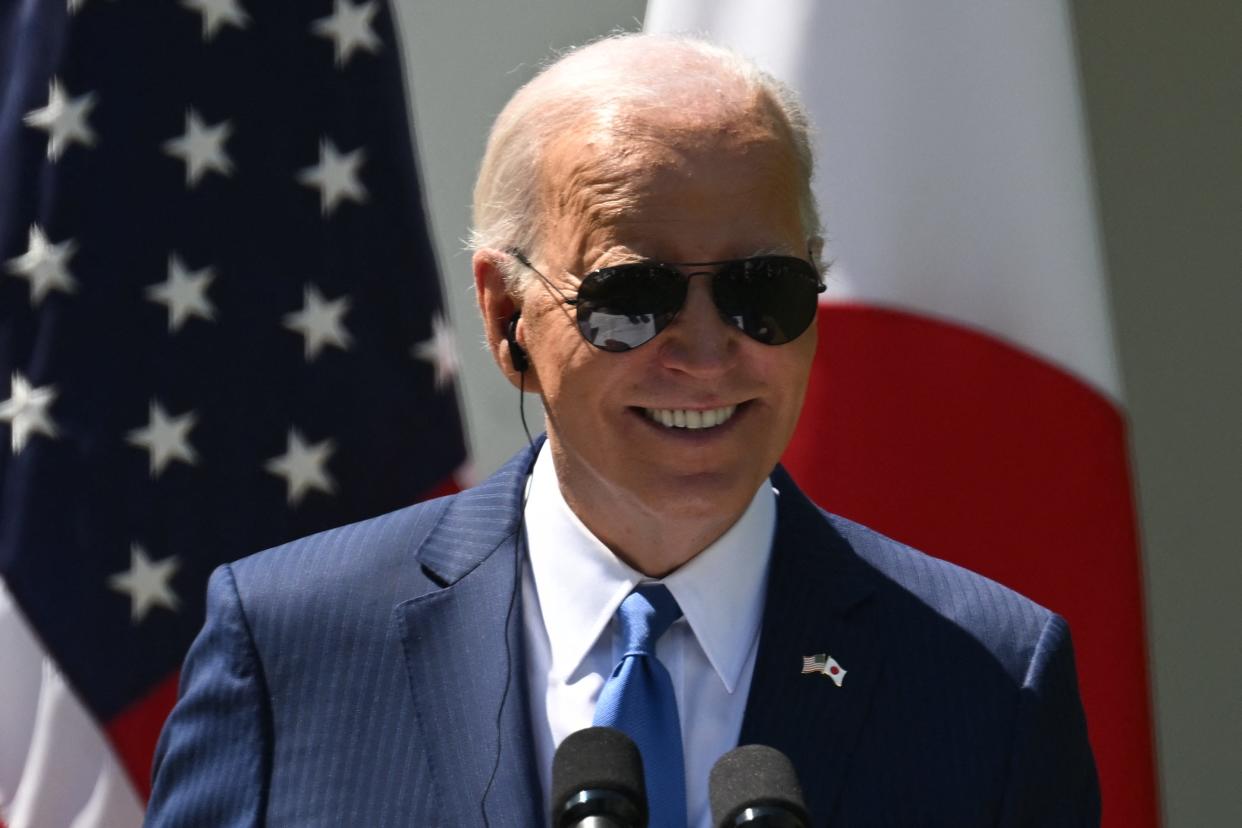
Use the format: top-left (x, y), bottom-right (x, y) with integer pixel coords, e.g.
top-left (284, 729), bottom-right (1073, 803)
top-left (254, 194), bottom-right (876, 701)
top-left (524, 444), bottom-right (775, 693)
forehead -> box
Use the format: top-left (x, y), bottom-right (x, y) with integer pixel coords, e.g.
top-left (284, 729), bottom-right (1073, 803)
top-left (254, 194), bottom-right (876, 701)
top-left (536, 104), bottom-right (803, 262)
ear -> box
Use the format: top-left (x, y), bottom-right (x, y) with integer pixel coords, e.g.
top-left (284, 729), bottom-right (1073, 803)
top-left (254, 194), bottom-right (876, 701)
top-left (474, 249), bottom-right (540, 392)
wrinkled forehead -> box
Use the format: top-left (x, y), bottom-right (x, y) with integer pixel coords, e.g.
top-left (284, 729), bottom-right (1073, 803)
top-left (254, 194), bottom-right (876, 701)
top-left (535, 101), bottom-right (800, 229)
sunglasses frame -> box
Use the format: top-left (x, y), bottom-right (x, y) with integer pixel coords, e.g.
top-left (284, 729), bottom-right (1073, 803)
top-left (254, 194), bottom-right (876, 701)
top-left (506, 248), bottom-right (825, 351)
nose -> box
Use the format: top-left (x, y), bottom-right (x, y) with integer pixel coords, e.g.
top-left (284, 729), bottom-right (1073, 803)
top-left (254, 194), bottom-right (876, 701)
top-left (655, 274), bottom-right (739, 377)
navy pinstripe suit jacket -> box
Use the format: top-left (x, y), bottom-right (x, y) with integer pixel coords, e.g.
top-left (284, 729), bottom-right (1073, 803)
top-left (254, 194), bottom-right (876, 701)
top-left (147, 442), bottom-right (1099, 826)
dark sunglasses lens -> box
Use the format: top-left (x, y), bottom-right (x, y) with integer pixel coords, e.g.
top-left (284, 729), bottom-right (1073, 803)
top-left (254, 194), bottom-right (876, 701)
top-left (576, 265), bottom-right (685, 351)
top-left (712, 257), bottom-right (820, 344)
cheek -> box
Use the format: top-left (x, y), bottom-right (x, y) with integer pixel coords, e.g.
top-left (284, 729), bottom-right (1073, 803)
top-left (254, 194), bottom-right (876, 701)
top-left (764, 333), bottom-right (816, 381)
top-left (763, 344), bottom-right (816, 419)
top-left (785, 330), bottom-right (819, 386)
top-left (524, 308), bottom-right (580, 381)
top-left (530, 336), bottom-right (611, 413)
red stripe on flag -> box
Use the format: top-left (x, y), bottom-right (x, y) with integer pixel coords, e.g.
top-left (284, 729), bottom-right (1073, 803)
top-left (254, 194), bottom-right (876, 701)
top-left (786, 304), bottom-right (1158, 827)
top-left (105, 672), bottom-right (181, 801)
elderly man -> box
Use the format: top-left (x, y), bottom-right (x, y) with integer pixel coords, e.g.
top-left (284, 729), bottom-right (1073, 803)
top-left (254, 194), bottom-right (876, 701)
top-left (148, 34), bottom-right (1099, 827)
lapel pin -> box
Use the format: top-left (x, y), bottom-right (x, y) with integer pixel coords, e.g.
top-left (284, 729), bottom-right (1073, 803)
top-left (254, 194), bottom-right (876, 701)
top-left (801, 653), bottom-right (847, 687)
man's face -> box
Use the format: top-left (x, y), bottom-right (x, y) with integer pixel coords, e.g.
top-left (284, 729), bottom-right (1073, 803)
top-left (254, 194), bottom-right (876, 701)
top-left (517, 110), bottom-right (817, 538)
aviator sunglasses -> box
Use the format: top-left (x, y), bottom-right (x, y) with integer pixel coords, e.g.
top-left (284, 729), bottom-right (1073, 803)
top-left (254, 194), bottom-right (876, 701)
top-left (508, 249), bottom-right (825, 352)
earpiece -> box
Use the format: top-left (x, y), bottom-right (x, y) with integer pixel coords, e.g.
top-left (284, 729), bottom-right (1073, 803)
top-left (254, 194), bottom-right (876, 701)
top-left (506, 311), bottom-right (529, 373)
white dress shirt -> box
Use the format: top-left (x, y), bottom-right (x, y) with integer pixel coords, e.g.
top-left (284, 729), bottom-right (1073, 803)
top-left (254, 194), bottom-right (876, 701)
top-left (521, 444), bottom-right (776, 827)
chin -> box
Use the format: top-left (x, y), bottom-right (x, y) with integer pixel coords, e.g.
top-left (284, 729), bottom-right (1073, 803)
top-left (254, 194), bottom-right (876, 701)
top-left (633, 467), bottom-right (761, 519)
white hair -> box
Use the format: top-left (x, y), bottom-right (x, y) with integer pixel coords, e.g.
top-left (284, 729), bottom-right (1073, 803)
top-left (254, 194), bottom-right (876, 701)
top-left (468, 33), bottom-right (821, 290)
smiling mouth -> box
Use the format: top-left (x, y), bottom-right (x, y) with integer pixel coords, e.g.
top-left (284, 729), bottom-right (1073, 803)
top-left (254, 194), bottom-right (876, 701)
top-left (642, 404), bottom-right (740, 430)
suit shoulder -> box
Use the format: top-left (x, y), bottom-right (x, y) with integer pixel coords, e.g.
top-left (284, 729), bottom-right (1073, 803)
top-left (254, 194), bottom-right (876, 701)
top-left (225, 494), bottom-right (455, 616)
top-left (822, 509), bottom-right (1058, 680)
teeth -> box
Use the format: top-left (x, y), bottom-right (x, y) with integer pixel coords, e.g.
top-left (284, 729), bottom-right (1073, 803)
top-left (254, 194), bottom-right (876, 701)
top-left (644, 404), bottom-right (738, 430)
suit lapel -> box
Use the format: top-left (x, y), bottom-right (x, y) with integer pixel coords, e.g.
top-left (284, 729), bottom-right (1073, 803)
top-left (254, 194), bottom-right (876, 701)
top-left (395, 446), bottom-right (543, 827)
top-left (739, 468), bottom-right (886, 822)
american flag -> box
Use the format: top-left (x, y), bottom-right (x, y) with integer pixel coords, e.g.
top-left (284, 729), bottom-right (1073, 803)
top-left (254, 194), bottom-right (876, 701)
top-left (801, 653), bottom-right (828, 674)
top-left (0, 1), bottom-right (467, 824)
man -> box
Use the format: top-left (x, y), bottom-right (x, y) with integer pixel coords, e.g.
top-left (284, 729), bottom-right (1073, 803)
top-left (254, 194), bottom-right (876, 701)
top-left (148, 34), bottom-right (1099, 827)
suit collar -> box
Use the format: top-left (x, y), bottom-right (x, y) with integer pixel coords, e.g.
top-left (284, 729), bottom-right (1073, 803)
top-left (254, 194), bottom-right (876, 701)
top-left (415, 440), bottom-right (539, 584)
top-left (769, 465), bottom-right (878, 616)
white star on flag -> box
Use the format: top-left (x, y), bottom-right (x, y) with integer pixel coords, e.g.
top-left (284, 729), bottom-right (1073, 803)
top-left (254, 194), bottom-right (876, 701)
top-left (265, 428), bottom-right (337, 506)
top-left (23, 78), bottom-right (97, 160)
top-left (311, 0), bottom-right (382, 67)
top-left (5, 225), bottom-right (79, 306)
top-left (0, 372), bottom-right (59, 454)
top-left (146, 254), bottom-right (217, 332)
top-left (412, 311), bottom-right (460, 391)
top-left (163, 109), bottom-right (234, 187)
top-left (108, 544), bottom-right (181, 623)
top-left (283, 285), bottom-right (352, 361)
top-left (126, 400), bottom-right (199, 478)
top-left (296, 138), bottom-right (367, 216)
top-left (801, 653), bottom-right (847, 687)
top-left (180, 0), bottom-right (249, 41)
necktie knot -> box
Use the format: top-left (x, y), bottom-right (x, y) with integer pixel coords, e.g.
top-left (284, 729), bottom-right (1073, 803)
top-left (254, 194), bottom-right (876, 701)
top-left (617, 584), bottom-right (682, 658)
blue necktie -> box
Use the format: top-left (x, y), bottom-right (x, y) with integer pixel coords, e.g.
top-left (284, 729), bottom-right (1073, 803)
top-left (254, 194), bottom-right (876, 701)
top-left (593, 584), bottom-right (686, 828)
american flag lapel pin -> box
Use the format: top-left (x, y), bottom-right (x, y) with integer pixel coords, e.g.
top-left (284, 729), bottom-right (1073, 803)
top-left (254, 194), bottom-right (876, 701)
top-left (801, 653), bottom-right (847, 687)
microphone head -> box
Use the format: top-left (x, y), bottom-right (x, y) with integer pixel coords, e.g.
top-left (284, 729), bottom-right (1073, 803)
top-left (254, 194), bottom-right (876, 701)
top-left (551, 726), bottom-right (648, 828)
top-left (709, 744), bottom-right (809, 828)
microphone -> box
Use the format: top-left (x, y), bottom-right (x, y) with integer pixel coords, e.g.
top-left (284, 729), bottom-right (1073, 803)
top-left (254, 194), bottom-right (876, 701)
top-left (709, 744), bottom-right (810, 828)
top-left (551, 727), bottom-right (648, 828)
